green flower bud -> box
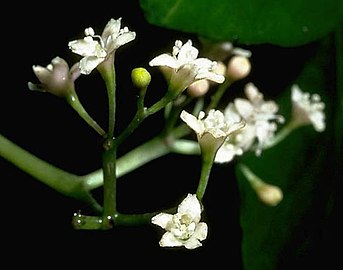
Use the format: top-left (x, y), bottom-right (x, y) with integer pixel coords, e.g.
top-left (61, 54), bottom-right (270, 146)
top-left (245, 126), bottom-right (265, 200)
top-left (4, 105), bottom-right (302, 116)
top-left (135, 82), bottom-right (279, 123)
top-left (131, 67), bottom-right (151, 89)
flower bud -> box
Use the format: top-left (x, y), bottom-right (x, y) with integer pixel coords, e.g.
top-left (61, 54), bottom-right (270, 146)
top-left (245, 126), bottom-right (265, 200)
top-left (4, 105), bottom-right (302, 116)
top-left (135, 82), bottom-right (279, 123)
top-left (256, 183), bottom-right (283, 206)
top-left (227, 55), bottom-right (251, 81)
top-left (131, 67), bottom-right (151, 89)
top-left (187, 79), bottom-right (210, 97)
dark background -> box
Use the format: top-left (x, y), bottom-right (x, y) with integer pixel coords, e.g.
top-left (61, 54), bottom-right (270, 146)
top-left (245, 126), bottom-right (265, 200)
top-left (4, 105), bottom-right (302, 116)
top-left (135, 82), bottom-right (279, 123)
top-left (1, 2), bottom-right (339, 268)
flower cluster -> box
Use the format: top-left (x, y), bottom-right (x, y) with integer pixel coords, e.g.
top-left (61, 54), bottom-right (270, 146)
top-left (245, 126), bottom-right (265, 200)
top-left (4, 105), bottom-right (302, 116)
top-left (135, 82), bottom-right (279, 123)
top-left (216, 82), bottom-right (285, 162)
top-left (25, 17), bottom-right (327, 249)
top-left (291, 84), bottom-right (325, 132)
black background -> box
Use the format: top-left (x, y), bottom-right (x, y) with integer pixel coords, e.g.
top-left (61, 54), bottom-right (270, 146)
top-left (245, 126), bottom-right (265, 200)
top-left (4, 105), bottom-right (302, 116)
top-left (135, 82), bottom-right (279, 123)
top-left (1, 2), bottom-right (339, 268)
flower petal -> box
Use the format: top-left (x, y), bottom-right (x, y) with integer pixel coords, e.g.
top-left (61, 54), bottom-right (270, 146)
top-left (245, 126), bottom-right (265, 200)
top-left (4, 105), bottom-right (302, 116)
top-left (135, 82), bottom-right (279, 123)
top-left (180, 110), bottom-right (203, 135)
top-left (149, 54), bottom-right (178, 68)
top-left (159, 232), bottom-right (184, 248)
top-left (177, 193), bottom-right (202, 222)
top-left (151, 213), bottom-right (173, 229)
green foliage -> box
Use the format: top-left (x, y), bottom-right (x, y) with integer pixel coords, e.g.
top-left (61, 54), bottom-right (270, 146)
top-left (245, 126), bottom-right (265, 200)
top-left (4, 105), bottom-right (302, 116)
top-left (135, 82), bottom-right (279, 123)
top-left (235, 32), bottom-right (340, 269)
top-left (140, 0), bottom-right (343, 46)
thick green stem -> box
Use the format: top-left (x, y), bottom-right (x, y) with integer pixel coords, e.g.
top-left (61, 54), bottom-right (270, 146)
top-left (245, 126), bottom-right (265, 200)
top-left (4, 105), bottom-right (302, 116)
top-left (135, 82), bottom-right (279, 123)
top-left (101, 137), bottom-right (118, 227)
top-left (0, 134), bottom-right (102, 212)
top-left (0, 123), bottom-right (192, 198)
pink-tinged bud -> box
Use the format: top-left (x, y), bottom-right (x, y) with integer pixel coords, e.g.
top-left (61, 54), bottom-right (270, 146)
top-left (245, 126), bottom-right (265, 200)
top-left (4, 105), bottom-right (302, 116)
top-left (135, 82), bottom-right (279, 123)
top-left (227, 56), bottom-right (251, 81)
top-left (187, 79), bottom-right (210, 97)
top-left (28, 57), bottom-right (80, 97)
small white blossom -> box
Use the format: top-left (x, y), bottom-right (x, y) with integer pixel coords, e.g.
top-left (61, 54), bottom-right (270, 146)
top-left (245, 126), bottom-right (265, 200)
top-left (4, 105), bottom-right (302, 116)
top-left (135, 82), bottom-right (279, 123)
top-left (28, 56), bottom-right (81, 97)
top-left (215, 142), bottom-right (244, 163)
top-left (151, 194), bottom-right (208, 249)
top-left (149, 40), bottom-right (225, 94)
top-left (220, 83), bottom-right (284, 157)
top-left (181, 109), bottom-right (245, 154)
top-left (68, 18), bottom-right (136, 74)
top-left (291, 84), bottom-right (325, 132)
top-left (214, 104), bottom-right (244, 163)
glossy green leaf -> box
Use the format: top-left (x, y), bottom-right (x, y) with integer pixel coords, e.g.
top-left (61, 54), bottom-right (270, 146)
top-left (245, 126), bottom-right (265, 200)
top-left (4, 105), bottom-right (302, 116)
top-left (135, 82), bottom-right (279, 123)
top-left (139, 0), bottom-right (343, 46)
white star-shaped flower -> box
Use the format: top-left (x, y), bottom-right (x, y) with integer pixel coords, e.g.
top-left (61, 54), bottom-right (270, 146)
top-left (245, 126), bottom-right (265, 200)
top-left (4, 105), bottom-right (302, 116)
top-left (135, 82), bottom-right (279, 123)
top-left (221, 83), bottom-right (284, 156)
top-left (149, 40), bottom-right (225, 95)
top-left (291, 84), bottom-right (325, 132)
top-left (151, 194), bottom-right (208, 249)
top-left (180, 109), bottom-right (245, 154)
top-left (68, 18), bottom-right (136, 74)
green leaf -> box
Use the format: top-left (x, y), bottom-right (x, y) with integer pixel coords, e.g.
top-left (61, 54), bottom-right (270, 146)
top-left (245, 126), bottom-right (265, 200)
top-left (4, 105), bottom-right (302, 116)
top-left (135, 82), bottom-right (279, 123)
top-left (139, 0), bottom-right (343, 46)
top-left (235, 31), bottom-right (340, 269)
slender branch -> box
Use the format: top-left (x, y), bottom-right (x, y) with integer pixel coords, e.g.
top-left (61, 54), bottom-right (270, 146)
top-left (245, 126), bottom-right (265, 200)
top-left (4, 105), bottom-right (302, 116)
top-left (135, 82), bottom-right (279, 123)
top-left (83, 136), bottom-right (171, 191)
top-left (207, 79), bottom-right (232, 111)
top-left (66, 92), bottom-right (106, 137)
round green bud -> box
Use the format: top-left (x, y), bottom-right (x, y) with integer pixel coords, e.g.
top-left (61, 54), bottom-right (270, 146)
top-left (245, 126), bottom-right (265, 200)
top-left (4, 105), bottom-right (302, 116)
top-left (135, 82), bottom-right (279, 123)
top-left (131, 67), bottom-right (151, 89)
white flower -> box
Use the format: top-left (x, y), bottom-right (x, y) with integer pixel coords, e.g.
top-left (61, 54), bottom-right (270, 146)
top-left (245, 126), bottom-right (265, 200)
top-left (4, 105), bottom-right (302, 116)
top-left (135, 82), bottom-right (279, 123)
top-left (222, 83), bottom-right (284, 156)
top-left (214, 103), bottom-right (244, 163)
top-left (291, 84), bottom-right (325, 132)
top-left (28, 56), bottom-right (80, 97)
top-left (149, 40), bottom-right (225, 94)
top-left (151, 194), bottom-right (208, 249)
top-left (215, 142), bottom-right (244, 163)
top-left (68, 18), bottom-right (136, 74)
top-left (180, 109), bottom-right (245, 154)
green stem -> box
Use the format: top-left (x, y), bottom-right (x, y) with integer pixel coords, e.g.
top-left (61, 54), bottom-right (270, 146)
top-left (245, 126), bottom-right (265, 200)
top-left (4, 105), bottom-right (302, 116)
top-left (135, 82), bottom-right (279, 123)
top-left (66, 92), bottom-right (106, 137)
top-left (84, 124), bottom-right (192, 190)
top-left (207, 79), bottom-right (231, 111)
top-left (116, 93), bottom-right (175, 146)
top-left (98, 56), bottom-right (116, 139)
top-left (97, 57), bottom-right (118, 228)
top-left (73, 206), bottom-right (177, 229)
top-left (84, 136), bottom-right (172, 191)
top-left (101, 137), bottom-right (117, 227)
top-left (262, 118), bottom-right (301, 150)
top-left (0, 134), bottom-right (102, 213)
top-left (196, 146), bottom-right (216, 201)
top-left (0, 123), bottom-right (192, 200)
top-left (238, 163), bottom-right (263, 190)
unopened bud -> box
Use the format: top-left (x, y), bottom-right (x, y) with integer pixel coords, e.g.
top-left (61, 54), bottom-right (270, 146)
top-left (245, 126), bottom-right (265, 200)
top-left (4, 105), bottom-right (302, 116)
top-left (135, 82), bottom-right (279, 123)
top-left (187, 79), bottom-right (210, 97)
top-left (131, 67), bottom-right (151, 89)
top-left (256, 183), bottom-right (283, 206)
top-left (227, 56), bottom-right (251, 81)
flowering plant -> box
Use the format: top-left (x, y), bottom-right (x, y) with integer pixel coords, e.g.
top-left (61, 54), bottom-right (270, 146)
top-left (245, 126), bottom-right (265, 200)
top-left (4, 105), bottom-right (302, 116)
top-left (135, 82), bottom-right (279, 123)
top-left (1, 2), bottom-right (341, 268)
